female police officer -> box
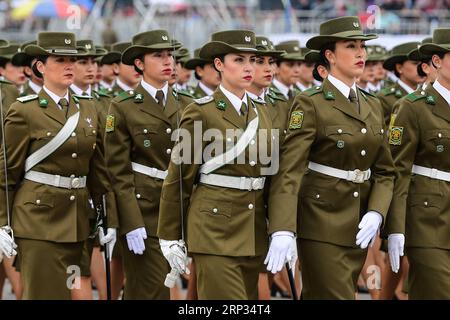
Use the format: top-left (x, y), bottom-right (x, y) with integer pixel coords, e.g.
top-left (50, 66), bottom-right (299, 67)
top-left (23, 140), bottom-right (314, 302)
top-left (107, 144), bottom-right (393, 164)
top-left (104, 29), bottom-right (192, 299)
top-left (268, 17), bottom-right (396, 299)
top-left (386, 28), bottom-right (450, 299)
top-left (0, 32), bottom-right (116, 300)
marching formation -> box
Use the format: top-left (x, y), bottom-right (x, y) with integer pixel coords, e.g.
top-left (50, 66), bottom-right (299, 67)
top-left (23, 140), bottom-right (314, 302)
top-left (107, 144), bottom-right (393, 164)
top-left (0, 16), bottom-right (449, 300)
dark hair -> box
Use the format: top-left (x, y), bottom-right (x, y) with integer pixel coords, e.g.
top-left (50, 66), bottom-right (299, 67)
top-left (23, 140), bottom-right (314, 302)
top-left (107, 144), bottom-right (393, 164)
top-left (319, 42), bottom-right (336, 70)
top-left (417, 58), bottom-right (432, 78)
top-left (313, 65), bottom-right (323, 82)
top-left (0, 58), bottom-right (9, 69)
top-left (133, 54), bottom-right (145, 75)
top-left (31, 55), bottom-right (48, 79)
top-left (431, 52), bottom-right (446, 69)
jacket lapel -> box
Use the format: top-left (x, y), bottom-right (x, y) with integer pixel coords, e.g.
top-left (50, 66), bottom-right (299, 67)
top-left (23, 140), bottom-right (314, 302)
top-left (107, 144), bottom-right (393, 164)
top-left (216, 89), bottom-right (246, 129)
top-left (165, 88), bottom-right (181, 121)
top-left (357, 89), bottom-right (371, 122)
top-left (324, 79), bottom-right (363, 123)
top-left (40, 90), bottom-right (66, 125)
top-left (136, 84), bottom-right (170, 125)
top-left (247, 96), bottom-right (257, 124)
top-left (430, 85), bottom-right (450, 123)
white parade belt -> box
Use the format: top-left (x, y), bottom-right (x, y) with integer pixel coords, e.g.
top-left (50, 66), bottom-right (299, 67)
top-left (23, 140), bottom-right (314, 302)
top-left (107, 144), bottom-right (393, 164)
top-left (131, 162), bottom-right (168, 180)
top-left (412, 164), bottom-right (450, 182)
top-left (24, 170), bottom-right (86, 189)
top-left (199, 173), bottom-right (265, 191)
top-left (308, 161), bottom-right (371, 184)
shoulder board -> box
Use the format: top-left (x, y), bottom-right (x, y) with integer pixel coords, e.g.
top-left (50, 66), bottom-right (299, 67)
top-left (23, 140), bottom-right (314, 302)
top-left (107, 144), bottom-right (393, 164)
top-left (304, 86), bottom-right (322, 97)
top-left (117, 90), bottom-right (136, 102)
top-left (267, 90), bottom-right (287, 102)
top-left (194, 96), bottom-right (213, 105)
top-left (269, 86), bottom-right (282, 95)
top-left (0, 79), bottom-right (13, 85)
top-left (405, 91), bottom-right (427, 103)
top-left (358, 87), bottom-right (376, 98)
top-left (72, 94), bottom-right (92, 100)
top-left (381, 86), bottom-right (397, 96)
top-left (17, 94), bottom-right (38, 103)
top-left (94, 90), bottom-right (111, 98)
top-left (172, 88), bottom-right (194, 99)
top-left (250, 97), bottom-right (266, 105)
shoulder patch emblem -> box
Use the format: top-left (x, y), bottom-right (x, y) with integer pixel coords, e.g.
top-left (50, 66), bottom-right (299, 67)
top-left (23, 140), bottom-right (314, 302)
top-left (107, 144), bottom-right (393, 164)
top-left (17, 94), bottom-right (38, 103)
top-left (134, 93), bottom-right (143, 103)
top-left (105, 115), bottom-right (115, 133)
top-left (426, 95), bottom-right (436, 105)
top-left (289, 111), bottom-right (304, 130)
top-left (389, 126), bottom-right (403, 145)
top-left (194, 95), bottom-right (213, 105)
top-left (304, 86), bottom-right (322, 97)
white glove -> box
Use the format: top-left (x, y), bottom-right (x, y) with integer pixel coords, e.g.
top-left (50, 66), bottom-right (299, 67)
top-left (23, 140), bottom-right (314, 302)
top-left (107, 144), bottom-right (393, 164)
top-left (0, 226), bottom-right (17, 258)
top-left (159, 239), bottom-right (190, 275)
top-left (388, 233), bottom-right (405, 273)
top-left (264, 231), bottom-right (295, 274)
top-left (98, 227), bottom-right (117, 261)
top-left (126, 227), bottom-right (147, 255)
top-left (356, 211), bottom-right (382, 249)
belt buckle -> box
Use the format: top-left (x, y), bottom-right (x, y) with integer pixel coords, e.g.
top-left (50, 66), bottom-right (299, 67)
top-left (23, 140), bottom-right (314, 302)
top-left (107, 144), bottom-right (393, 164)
top-left (71, 177), bottom-right (81, 188)
top-left (251, 178), bottom-right (263, 190)
top-left (352, 169), bottom-right (365, 184)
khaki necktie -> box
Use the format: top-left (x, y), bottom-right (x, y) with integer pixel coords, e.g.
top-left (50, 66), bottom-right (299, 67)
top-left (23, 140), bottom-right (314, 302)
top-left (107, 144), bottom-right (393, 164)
top-left (348, 88), bottom-right (359, 113)
top-left (288, 89), bottom-right (295, 100)
top-left (240, 102), bottom-right (248, 125)
top-left (155, 90), bottom-right (165, 108)
top-left (58, 98), bottom-right (69, 118)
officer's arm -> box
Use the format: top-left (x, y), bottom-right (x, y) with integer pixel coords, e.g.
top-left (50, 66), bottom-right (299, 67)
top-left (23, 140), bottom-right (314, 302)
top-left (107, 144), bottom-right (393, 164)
top-left (104, 100), bottom-right (144, 235)
top-left (365, 97), bottom-right (396, 227)
top-left (158, 103), bottom-right (205, 240)
top-left (382, 99), bottom-right (419, 237)
top-left (267, 94), bottom-right (317, 235)
top-left (0, 102), bottom-right (30, 225)
top-left (87, 103), bottom-right (118, 229)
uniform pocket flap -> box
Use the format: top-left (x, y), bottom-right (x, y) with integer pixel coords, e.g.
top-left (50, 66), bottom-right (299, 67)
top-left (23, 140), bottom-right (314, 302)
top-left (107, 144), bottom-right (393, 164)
top-left (84, 127), bottom-right (97, 136)
top-left (371, 124), bottom-right (384, 135)
top-left (408, 193), bottom-right (442, 209)
top-left (325, 125), bottom-right (354, 136)
top-left (133, 124), bottom-right (159, 136)
top-left (425, 129), bottom-right (450, 140)
top-left (200, 201), bottom-right (232, 218)
top-left (23, 192), bottom-right (54, 208)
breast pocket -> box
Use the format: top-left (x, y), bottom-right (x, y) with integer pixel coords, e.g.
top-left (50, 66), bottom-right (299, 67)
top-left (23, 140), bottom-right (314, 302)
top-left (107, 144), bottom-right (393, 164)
top-left (425, 129), bottom-right (450, 154)
top-left (371, 124), bottom-right (385, 138)
top-left (325, 125), bottom-right (354, 149)
top-left (23, 192), bottom-right (54, 210)
top-left (133, 124), bottom-right (160, 149)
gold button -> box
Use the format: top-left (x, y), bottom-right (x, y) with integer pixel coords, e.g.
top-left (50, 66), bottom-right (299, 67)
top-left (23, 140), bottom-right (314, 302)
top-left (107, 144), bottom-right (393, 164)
top-left (421, 91), bottom-right (426, 95)
top-left (361, 128), bottom-right (367, 134)
top-left (248, 203), bottom-right (254, 210)
top-left (381, 129), bottom-right (384, 134)
top-left (361, 150), bottom-right (366, 156)
top-left (47, 132), bottom-right (51, 137)
top-left (438, 133), bottom-right (442, 138)
top-left (70, 195), bottom-right (75, 201)
top-left (136, 194), bottom-right (141, 199)
top-left (92, 130), bottom-right (96, 134)
top-left (143, 129), bottom-right (148, 134)
top-left (316, 194), bottom-right (320, 199)
top-left (166, 149), bottom-right (171, 154)
top-left (166, 128), bottom-right (172, 134)
top-left (338, 129), bottom-right (343, 134)
top-left (71, 132), bottom-right (76, 137)
top-left (72, 153), bottom-right (77, 158)
top-left (424, 201), bottom-right (428, 206)
top-left (353, 192), bottom-right (359, 198)
top-left (36, 199), bottom-right (41, 205)
top-left (213, 208), bottom-right (218, 213)
top-left (283, 130), bottom-right (287, 134)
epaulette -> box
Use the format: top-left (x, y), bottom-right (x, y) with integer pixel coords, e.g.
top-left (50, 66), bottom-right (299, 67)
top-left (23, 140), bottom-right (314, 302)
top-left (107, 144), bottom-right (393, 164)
top-left (17, 94), bottom-right (38, 103)
top-left (269, 86), bottom-right (283, 95)
top-left (116, 90), bottom-right (136, 102)
top-left (267, 90), bottom-right (287, 102)
top-left (72, 94), bottom-right (92, 100)
top-left (358, 87), bottom-right (376, 99)
top-left (172, 88), bottom-right (194, 99)
top-left (194, 96), bottom-right (213, 105)
top-left (94, 90), bottom-right (111, 98)
top-left (381, 86), bottom-right (403, 98)
top-left (405, 90), bottom-right (427, 103)
top-left (304, 86), bottom-right (323, 97)
top-left (250, 97), bottom-right (266, 105)
top-left (0, 79), bottom-right (13, 85)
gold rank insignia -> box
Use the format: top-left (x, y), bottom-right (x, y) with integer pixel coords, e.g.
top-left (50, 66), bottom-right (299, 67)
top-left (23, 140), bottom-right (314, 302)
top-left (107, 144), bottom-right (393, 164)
top-left (389, 126), bottom-right (403, 145)
top-left (105, 115), bottom-right (115, 133)
top-left (289, 111), bottom-right (304, 130)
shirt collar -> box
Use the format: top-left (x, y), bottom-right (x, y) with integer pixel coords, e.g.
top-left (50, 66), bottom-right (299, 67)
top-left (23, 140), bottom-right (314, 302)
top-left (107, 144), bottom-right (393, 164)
top-left (433, 80), bottom-right (450, 107)
top-left (141, 79), bottom-right (168, 105)
top-left (116, 77), bottom-right (134, 92)
top-left (397, 79), bottom-right (415, 94)
top-left (328, 74), bottom-right (357, 99)
top-left (43, 86), bottom-right (69, 108)
top-left (296, 82), bottom-right (311, 92)
top-left (220, 84), bottom-right (248, 116)
top-left (174, 83), bottom-right (187, 91)
top-left (70, 84), bottom-right (91, 96)
top-left (28, 80), bottom-right (42, 94)
top-left (246, 90), bottom-right (265, 103)
top-left (387, 72), bottom-right (399, 83)
top-left (272, 78), bottom-right (290, 99)
top-left (198, 81), bottom-right (214, 96)
top-left (100, 80), bottom-right (114, 89)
